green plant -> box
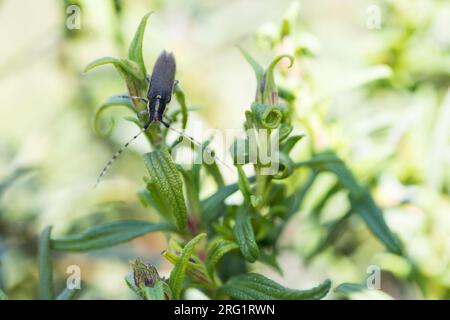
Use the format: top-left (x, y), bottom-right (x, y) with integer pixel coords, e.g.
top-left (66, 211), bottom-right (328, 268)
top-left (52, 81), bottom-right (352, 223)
top-left (31, 11), bottom-right (409, 300)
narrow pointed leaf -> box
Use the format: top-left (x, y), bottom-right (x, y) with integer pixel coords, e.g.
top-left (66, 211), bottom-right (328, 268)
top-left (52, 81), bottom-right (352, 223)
top-left (94, 94), bottom-right (135, 137)
top-left (234, 207), bottom-right (259, 262)
top-left (84, 56), bottom-right (144, 80)
top-left (335, 283), bottom-right (393, 300)
top-left (0, 289), bottom-right (7, 300)
top-left (174, 84), bottom-right (188, 129)
top-left (201, 176), bottom-right (256, 222)
top-left (56, 287), bottom-right (80, 300)
top-left (219, 273), bottom-right (331, 300)
top-left (144, 148), bottom-right (187, 230)
top-left (169, 233), bottom-right (206, 299)
top-left (236, 164), bottom-right (253, 204)
top-left (128, 12), bottom-right (152, 76)
top-left (297, 151), bottom-right (403, 255)
top-left (162, 250), bottom-right (212, 287)
top-left (262, 54), bottom-right (294, 105)
top-left (281, 134), bottom-right (305, 153)
top-left (238, 46), bottom-right (264, 82)
top-left (350, 193), bottom-right (403, 255)
top-left (51, 220), bottom-right (174, 251)
top-left (38, 226), bottom-right (54, 300)
top-left (206, 237), bottom-right (239, 276)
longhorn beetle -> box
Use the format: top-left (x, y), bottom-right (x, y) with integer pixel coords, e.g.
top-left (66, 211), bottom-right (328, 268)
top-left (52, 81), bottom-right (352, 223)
top-left (95, 50), bottom-right (232, 187)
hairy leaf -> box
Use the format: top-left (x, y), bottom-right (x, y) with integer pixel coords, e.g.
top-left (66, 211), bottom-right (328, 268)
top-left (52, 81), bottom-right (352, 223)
top-left (51, 220), bottom-right (174, 251)
top-left (234, 207), bottom-right (259, 262)
top-left (168, 233), bottom-right (206, 299)
top-left (219, 273), bottom-right (331, 300)
top-left (144, 148), bottom-right (187, 230)
top-left (206, 237), bottom-right (239, 276)
top-left (162, 250), bottom-right (212, 287)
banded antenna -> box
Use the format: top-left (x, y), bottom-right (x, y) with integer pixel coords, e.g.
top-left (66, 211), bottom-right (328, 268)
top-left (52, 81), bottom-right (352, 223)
top-left (160, 120), bottom-right (234, 173)
top-left (94, 124), bottom-right (149, 188)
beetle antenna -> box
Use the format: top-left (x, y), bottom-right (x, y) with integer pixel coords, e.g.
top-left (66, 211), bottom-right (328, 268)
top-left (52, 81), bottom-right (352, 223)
top-left (94, 122), bottom-right (152, 188)
top-left (160, 121), bottom-right (234, 173)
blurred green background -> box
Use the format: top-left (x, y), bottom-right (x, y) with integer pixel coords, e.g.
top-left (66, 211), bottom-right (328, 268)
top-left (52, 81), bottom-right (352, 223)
top-left (0, 0), bottom-right (449, 299)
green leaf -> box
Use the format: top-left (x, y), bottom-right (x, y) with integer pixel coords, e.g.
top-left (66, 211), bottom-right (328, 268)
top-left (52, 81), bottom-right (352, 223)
top-left (162, 250), bottom-right (212, 287)
top-left (261, 54), bottom-right (294, 105)
top-left (236, 164), bottom-right (253, 204)
top-left (201, 176), bottom-right (256, 223)
top-left (296, 152), bottom-right (361, 195)
top-left (258, 249), bottom-right (283, 275)
top-left (350, 193), bottom-right (403, 255)
top-left (38, 226), bottom-right (54, 300)
top-left (56, 287), bottom-right (80, 300)
top-left (306, 212), bottom-right (351, 261)
top-left (0, 167), bottom-right (33, 200)
top-left (297, 151), bottom-right (403, 255)
top-left (234, 207), bottom-right (259, 262)
top-left (94, 94), bottom-right (136, 137)
top-left (144, 148), bottom-right (188, 230)
top-left (204, 161), bottom-right (225, 188)
top-left (0, 289), bottom-right (7, 300)
top-left (174, 84), bottom-right (188, 129)
top-left (251, 103), bottom-right (282, 129)
top-left (139, 180), bottom-right (173, 221)
top-left (285, 171), bottom-right (317, 218)
top-left (177, 163), bottom-right (201, 218)
top-left (238, 46), bottom-right (264, 83)
top-left (169, 233), bottom-right (206, 299)
top-left (335, 283), bottom-right (393, 300)
top-left (84, 56), bottom-right (145, 80)
top-left (278, 86), bottom-right (296, 102)
top-left (128, 12), bottom-right (152, 76)
top-left (273, 152), bottom-right (295, 180)
top-left (278, 124), bottom-right (293, 142)
top-left (125, 272), bottom-right (144, 299)
top-left (219, 273), bottom-right (331, 300)
top-left (143, 281), bottom-right (168, 300)
top-left (50, 220), bottom-right (174, 251)
top-left (206, 237), bottom-right (239, 276)
top-left (281, 134), bottom-right (304, 154)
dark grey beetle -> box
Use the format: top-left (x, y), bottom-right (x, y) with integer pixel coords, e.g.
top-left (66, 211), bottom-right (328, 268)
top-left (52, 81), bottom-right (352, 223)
top-left (146, 50), bottom-right (176, 125)
top-left (95, 51), bottom-right (231, 187)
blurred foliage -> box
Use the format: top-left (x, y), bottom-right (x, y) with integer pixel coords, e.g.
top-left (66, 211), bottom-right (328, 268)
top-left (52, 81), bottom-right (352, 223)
top-left (0, 0), bottom-right (448, 299)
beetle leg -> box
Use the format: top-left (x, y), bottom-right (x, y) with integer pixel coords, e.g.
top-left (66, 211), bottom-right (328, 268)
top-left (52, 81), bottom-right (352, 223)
top-left (137, 109), bottom-right (149, 119)
top-left (163, 114), bottom-right (175, 124)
